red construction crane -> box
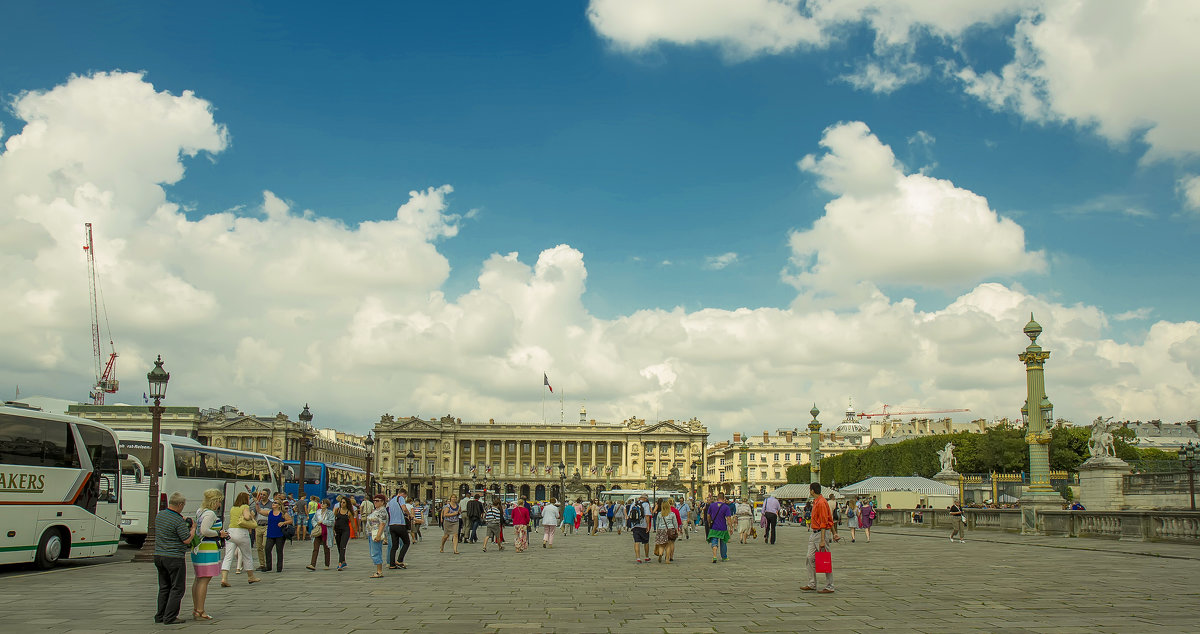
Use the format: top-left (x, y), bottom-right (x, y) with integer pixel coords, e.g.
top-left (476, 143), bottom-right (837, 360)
top-left (857, 405), bottom-right (969, 419)
top-left (84, 223), bottom-right (119, 404)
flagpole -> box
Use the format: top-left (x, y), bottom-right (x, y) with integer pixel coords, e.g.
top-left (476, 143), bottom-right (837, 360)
top-left (542, 373), bottom-right (546, 424)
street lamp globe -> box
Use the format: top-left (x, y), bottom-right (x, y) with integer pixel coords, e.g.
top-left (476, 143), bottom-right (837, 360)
top-left (299, 404), bottom-right (313, 425)
top-left (147, 355), bottom-right (170, 399)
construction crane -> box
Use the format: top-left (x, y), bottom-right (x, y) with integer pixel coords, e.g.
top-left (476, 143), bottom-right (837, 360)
top-left (857, 405), bottom-right (969, 420)
top-left (84, 223), bottom-right (119, 404)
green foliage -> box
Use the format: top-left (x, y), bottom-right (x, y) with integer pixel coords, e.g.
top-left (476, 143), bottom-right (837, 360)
top-left (787, 463), bottom-right (808, 484)
top-left (818, 424), bottom-right (1103, 486)
top-left (1057, 482), bottom-right (1073, 501)
top-left (1137, 447), bottom-right (1176, 461)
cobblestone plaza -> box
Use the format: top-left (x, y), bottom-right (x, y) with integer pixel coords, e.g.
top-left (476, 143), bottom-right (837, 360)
top-left (2, 525), bottom-right (1197, 633)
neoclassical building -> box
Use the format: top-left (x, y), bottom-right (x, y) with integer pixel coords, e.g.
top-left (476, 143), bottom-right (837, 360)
top-left (371, 409), bottom-right (708, 502)
top-left (68, 404), bottom-right (368, 470)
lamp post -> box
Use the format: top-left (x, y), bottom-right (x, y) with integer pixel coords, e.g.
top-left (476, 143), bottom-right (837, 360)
top-left (1018, 314), bottom-right (1063, 532)
top-left (808, 405), bottom-right (822, 485)
top-left (652, 475), bottom-right (658, 504)
top-left (739, 433), bottom-right (749, 502)
top-left (406, 449), bottom-right (415, 500)
top-left (364, 432), bottom-right (375, 497)
top-left (557, 461), bottom-right (566, 501)
top-left (134, 356), bottom-right (170, 562)
top-left (298, 405), bottom-right (313, 502)
top-left (1179, 441), bottom-right (1198, 511)
top-left (690, 459), bottom-right (700, 502)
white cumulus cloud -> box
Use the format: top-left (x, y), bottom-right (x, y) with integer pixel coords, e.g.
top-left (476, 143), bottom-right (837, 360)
top-left (704, 252), bottom-right (739, 270)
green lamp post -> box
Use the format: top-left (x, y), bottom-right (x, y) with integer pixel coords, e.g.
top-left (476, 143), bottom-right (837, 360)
top-left (1018, 314), bottom-right (1063, 532)
top-left (808, 405), bottom-right (822, 485)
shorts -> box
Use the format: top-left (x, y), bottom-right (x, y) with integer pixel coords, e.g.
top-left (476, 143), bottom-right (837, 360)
top-left (632, 527), bottom-right (649, 544)
top-left (486, 524), bottom-right (502, 540)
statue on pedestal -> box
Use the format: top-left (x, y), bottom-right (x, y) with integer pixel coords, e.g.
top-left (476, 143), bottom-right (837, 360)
top-left (937, 442), bottom-right (957, 474)
top-left (1086, 416), bottom-right (1117, 461)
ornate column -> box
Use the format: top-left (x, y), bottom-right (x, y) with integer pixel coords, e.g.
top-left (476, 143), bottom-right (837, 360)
top-left (808, 405), bottom-right (822, 485)
top-left (1018, 314), bottom-right (1064, 533)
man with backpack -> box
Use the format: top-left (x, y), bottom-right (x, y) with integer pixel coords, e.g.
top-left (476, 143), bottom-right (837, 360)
top-left (629, 495), bottom-right (652, 563)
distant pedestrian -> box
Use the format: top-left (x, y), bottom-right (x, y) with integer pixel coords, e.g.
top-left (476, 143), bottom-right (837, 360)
top-left (801, 482), bottom-right (835, 594)
top-left (949, 499), bottom-right (966, 543)
top-left (386, 489), bottom-right (413, 568)
top-left (847, 501), bottom-right (859, 542)
top-left (706, 493), bottom-right (732, 563)
top-left (562, 499), bottom-right (577, 536)
top-left (466, 494), bottom-right (484, 543)
top-left (512, 497), bottom-right (531, 552)
top-left (483, 500), bottom-right (504, 552)
top-left (440, 494), bottom-right (462, 554)
top-left (411, 498), bottom-right (425, 542)
top-left (152, 492), bottom-right (195, 625)
top-left (762, 494), bottom-right (781, 545)
top-left (676, 499), bottom-right (691, 539)
top-left (221, 492), bottom-right (262, 587)
top-left (306, 499), bottom-right (334, 570)
top-left (859, 500), bottom-right (874, 543)
top-left (735, 498), bottom-right (754, 544)
top-left (252, 489), bottom-right (272, 571)
top-left (612, 499), bottom-right (626, 535)
top-left (333, 495), bottom-right (355, 570)
top-left (191, 488), bottom-right (230, 621)
top-left (541, 498), bottom-right (561, 548)
top-left (357, 495), bottom-right (375, 539)
top-left (366, 494), bottom-right (389, 578)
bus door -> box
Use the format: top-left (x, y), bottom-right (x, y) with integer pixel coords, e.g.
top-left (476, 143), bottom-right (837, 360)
top-left (224, 481), bottom-right (243, 526)
top-left (76, 424), bottom-right (122, 555)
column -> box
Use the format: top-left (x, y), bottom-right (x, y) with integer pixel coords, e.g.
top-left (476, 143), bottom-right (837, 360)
top-left (501, 438), bottom-right (508, 475)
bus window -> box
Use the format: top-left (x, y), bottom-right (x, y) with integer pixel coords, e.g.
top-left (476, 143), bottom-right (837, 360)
top-left (195, 450), bottom-right (216, 479)
top-left (119, 442), bottom-right (152, 477)
top-left (217, 452), bottom-right (237, 479)
top-left (174, 447), bottom-right (198, 477)
top-left (234, 456), bottom-right (255, 481)
top-left (78, 425), bottom-right (120, 503)
top-left (0, 414), bottom-right (81, 469)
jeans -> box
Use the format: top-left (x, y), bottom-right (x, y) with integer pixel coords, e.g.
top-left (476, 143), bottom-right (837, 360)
top-left (388, 524), bottom-right (410, 565)
top-left (154, 555), bottom-right (186, 623)
top-left (709, 536), bottom-right (728, 559)
top-left (264, 536), bottom-right (286, 571)
top-left (368, 537), bottom-right (385, 565)
top-left (764, 512), bottom-right (778, 544)
top-left (468, 518), bottom-right (481, 542)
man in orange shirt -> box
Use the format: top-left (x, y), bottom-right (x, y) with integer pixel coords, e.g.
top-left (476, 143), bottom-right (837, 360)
top-left (801, 482), bottom-right (835, 594)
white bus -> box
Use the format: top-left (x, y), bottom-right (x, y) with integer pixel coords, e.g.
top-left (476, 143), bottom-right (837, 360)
top-left (116, 431), bottom-right (283, 548)
top-left (0, 404), bottom-right (122, 568)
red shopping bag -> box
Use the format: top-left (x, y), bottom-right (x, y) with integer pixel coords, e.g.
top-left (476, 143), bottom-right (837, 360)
top-left (815, 549), bottom-right (832, 573)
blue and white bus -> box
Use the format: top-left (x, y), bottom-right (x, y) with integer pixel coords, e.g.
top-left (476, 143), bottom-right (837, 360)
top-left (282, 461), bottom-right (367, 504)
top-left (0, 404), bottom-right (122, 568)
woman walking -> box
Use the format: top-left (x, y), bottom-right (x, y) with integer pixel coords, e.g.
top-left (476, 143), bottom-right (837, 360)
top-left (735, 498), bottom-right (754, 544)
top-left (541, 497), bottom-right (561, 548)
top-left (221, 492), bottom-right (261, 587)
top-left (561, 500), bottom-right (576, 536)
top-left (307, 498), bottom-right (334, 570)
top-left (333, 495), bottom-right (354, 570)
top-left (654, 499), bottom-right (679, 564)
top-left (512, 497), bottom-right (531, 552)
top-left (440, 494), bottom-right (462, 554)
top-left (859, 499), bottom-right (874, 543)
top-left (411, 498), bottom-right (424, 543)
top-left (192, 489), bottom-right (233, 621)
top-left (612, 499), bottom-right (626, 535)
top-left (847, 501), bottom-right (859, 542)
top-left (365, 494), bottom-right (389, 578)
top-left (264, 500), bottom-right (293, 572)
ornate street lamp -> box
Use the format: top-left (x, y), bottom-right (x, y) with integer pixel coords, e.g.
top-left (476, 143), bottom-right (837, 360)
top-left (134, 356), bottom-right (170, 562)
top-left (364, 432), bottom-right (375, 497)
top-left (406, 449), bottom-right (415, 500)
top-left (298, 404), bottom-right (313, 502)
top-left (1179, 441), bottom-right (1198, 511)
top-left (651, 474), bottom-right (658, 505)
top-left (557, 461), bottom-right (566, 501)
top-left (690, 459), bottom-right (700, 502)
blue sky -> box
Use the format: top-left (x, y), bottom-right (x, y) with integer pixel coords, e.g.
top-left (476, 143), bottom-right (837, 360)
top-left (2, 1), bottom-right (1198, 433)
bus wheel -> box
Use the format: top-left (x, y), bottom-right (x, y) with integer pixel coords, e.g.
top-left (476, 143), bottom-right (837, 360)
top-left (124, 534), bottom-right (146, 549)
top-left (34, 528), bottom-right (66, 569)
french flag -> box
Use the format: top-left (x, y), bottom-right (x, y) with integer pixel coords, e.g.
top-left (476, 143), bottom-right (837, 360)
top-left (543, 372), bottom-right (553, 393)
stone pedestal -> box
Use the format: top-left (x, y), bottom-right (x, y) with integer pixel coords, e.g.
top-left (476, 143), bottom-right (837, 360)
top-left (1019, 494), bottom-right (1063, 534)
top-left (1078, 457), bottom-right (1131, 512)
top-left (934, 470), bottom-right (961, 496)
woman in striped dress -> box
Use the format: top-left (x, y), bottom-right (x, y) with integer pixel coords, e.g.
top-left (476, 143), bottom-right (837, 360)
top-left (192, 488), bottom-right (231, 621)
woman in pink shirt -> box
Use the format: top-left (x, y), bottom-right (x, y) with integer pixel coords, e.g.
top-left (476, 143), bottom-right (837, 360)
top-left (512, 498), bottom-right (531, 552)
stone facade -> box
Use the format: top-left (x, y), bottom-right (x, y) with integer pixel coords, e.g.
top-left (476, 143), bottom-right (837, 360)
top-left (66, 403), bottom-right (368, 470)
top-left (704, 428), bottom-right (864, 499)
top-left (371, 412), bottom-right (708, 502)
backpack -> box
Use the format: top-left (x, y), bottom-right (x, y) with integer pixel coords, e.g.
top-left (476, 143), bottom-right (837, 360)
top-left (627, 502), bottom-right (644, 525)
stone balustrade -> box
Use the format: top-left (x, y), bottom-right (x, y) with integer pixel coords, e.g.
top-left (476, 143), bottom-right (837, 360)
top-left (870, 507), bottom-right (1200, 543)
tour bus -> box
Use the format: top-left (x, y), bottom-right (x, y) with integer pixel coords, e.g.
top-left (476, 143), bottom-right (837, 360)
top-left (0, 404), bottom-right (122, 568)
top-left (117, 431), bottom-right (282, 547)
top-left (281, 460), bottom-right (367, 504)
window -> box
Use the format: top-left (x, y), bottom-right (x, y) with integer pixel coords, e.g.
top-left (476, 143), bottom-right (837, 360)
top-left (226, 438), bottom-right (239, 450)
top-left (611, 443), bottom-right (621, 454)
top-left (784, 453), bottom-right (791, 461)
top-left (522, 442), bottom-right (531, 453)
top-left (427, 460), bottom-right (436, 474)
top-left (566, 443), bottom-right (575, 454)
top-left (581, 443), bottom-right (590, 455)
top-left (259, 437), bottom-right (269, 450)
top-left (428, 440), bottom-right (437, 452)
top-left (477, 441), bottom-right (486, 453)
top-left (507, 441), bottom-right (516, 453)
top-left (749, 453), bottom-right (755, 461)
top-left (774, 453), bottom-right (780, 461)
top-left (536, 443), bottom-right (546, 454)
top-left (397, 440), bottom-right (406, 451)
top-left (775, 471), bottom-right (781, 479)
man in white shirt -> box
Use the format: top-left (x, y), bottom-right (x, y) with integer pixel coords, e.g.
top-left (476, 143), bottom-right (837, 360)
top-left (631, 495), bottom-right (653, 563)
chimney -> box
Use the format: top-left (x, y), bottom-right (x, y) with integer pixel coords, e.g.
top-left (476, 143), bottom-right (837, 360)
top-left (590, 419), bottom-right (596, 426)
top-left (763, 431), bottom-right (769, 444)
top-left (733, 432), bottom-right (741, 443)
top-left (784, 431), bottom-right (793, 443)
top-left (489, 418), bottom-right (494, 425)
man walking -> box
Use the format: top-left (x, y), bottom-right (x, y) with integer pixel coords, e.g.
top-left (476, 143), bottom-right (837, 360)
top-left (948, 498), bottom-right (966, 543)
top-left (630, 495), bottom-right (652, 563)
top-left (676, 498), bottom-right (691, 539)
top-left (386, 488), bottom-right (413, 568)
top-left (762, 493), bottom-right (781, 545)
top-left (253, 489), bottom-right (272, 571)
top-left (466, 494), bottom-right (484, 543)
top-left (801, 483), bottom-right (835, 594)
top-left (153, 492), bottom-right (195, 625)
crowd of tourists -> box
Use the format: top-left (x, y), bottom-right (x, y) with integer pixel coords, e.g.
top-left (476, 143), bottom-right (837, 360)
top-left (153, 484), bottom-right (863, 623)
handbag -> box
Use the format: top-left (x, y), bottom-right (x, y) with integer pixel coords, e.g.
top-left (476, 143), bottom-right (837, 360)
top-left (666, 528), bottom-right (678, 540)
top-left (815, 549), bottom-right (832, 574)
top-left (311, 523), bottom-right (324, 540)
